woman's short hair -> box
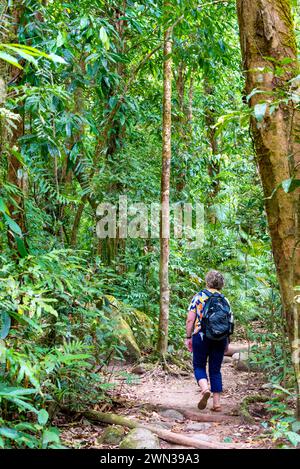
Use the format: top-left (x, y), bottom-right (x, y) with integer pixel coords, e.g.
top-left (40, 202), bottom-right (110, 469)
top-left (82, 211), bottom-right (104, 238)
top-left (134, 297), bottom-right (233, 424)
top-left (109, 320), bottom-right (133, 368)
top-left (205, 270), bottom-right (224, 290)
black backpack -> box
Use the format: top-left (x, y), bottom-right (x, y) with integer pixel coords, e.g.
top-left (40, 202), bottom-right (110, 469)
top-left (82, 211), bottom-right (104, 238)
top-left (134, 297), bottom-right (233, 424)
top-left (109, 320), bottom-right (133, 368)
top-left (201, 289), bottom-right (233, 341)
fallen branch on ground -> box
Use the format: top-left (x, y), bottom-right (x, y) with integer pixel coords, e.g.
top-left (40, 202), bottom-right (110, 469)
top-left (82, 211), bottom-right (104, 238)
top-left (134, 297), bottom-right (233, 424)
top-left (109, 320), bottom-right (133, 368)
top-left (182, 408), bottom-right (234, 423)
top-left (84, 410), bottom-right (238, 449)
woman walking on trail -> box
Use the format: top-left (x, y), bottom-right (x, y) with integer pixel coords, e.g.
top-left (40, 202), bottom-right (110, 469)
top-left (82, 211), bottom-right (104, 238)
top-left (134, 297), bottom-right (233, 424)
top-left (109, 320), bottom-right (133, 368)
top-left (185, 270), bottom-right (234, 412)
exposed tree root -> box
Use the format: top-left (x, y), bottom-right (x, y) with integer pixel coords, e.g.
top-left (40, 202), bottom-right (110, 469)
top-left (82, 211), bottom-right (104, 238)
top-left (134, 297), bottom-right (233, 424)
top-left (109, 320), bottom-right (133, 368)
top-left (161, 355), bottom-right (176, 374)
top-left (84, 410), bottom-right (238, 449)
top-left (239, 394), bottom-right (269, 424)
top-left (141, 354), bottom-right (183, 377)
top-left (123, 401), bottom-right (236, 423)
top-left (154, 404), bottom-right (236, 422)
top-left (183, 409), bottom-right (234, 423)
top-left (162, 362), bottom-right (186, 377)
top-left (168, 354), bottom-right (193, 374)
top-left (146, 354), bottom-right (192, 376)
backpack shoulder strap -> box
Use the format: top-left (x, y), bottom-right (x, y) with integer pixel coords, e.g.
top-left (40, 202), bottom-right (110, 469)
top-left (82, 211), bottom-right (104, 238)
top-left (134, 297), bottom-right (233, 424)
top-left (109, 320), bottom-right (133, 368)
top-left (203, 289), bottom-right (225, 300)
top-left (200, 289), bottom-right (214, 319)
top-left (202, 288), bottom-right (213, 298)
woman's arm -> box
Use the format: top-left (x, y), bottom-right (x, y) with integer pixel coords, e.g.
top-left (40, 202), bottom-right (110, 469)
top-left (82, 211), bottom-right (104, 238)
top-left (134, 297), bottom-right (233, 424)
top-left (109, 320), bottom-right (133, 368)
top-left (186, 310), bottom-right (196, 338)
top-left (185, 296), bottom-right (197, 352)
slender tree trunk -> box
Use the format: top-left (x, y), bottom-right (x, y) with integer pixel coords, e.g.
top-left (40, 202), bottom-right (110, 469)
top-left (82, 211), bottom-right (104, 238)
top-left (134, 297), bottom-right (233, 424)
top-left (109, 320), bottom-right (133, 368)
top-left (70, 198), bottom-right (86, 247)
top-left (174, 70), bottom-right (195, 194)
top-left (204, 79), bottom-right (221, 211)
top-left (157, 13), bottom-right (173, 357)
top-left (6, 2), bottom-right (27, 247)
top-left (100, 2), bottom-right (128, 265)
top-left (236, 0), bottom-right (300, 417)
top-left (7, 114), bottom-right (26, 234)
top-left (175, 61), bottom-right (185, 116)
top-left (106, 1), bottom-right (127, 159)
top-left (188, 75), bottom-right (194, 123)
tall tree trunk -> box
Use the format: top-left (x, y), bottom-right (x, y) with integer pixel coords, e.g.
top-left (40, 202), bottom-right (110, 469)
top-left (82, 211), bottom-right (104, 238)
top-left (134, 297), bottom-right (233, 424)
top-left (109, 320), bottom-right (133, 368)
top-left (175, 61), bottom-right (185, 116)
top-left (7, 111), bottom-right (26, 235)
top-left (157, 12), bottom-right (173, 357)
top-left (100, 1), bottom-right (128, 265)
top-left (6, 2), bottom-right (27, 248)
top-left (204, 79), bottom-right (220, 203)
top-left (106, 1), bottom-right (127, 159)
top-left (188, 75), bottom-right (194, 123)
top-left (174, 61), bottom-right (186, 193)
top-left (236, 0), bottom-right (300, 417)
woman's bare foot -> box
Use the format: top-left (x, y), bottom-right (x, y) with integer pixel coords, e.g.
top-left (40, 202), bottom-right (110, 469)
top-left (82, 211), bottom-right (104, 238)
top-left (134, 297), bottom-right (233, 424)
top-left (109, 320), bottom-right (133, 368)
top-left (212, 392), bottom-right (221, 411)
top-left (211, 405), bottom-right (222, 412)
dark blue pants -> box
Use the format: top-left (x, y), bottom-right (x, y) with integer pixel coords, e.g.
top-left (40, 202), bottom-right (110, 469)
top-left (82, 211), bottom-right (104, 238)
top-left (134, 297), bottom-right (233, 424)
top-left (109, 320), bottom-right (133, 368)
top-left (192, 333), bottom-right (227, 393)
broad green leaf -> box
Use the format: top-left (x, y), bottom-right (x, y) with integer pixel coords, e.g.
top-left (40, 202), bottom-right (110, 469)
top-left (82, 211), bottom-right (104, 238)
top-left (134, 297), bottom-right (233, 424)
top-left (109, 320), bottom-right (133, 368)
top-left (38, 409), bottom-right (49, 426)
top-left (8, 397), bottom-right (38, 414)
top-left (119, 113), bottom-right (126, 126)
top-left (246, 88), bottom-right (266, 102)
top-left (14, 423), bottom-right (37, 432)
top-left (15, 236), bottom-right (29, 258)
top-left (4, 43), bottom-right (49, 57)
top-left (286, 431), bottom-right (300, 447)
top-left (42, 428), bottom-right (60, 447)
top-left (253, 103), bottom-right (267, 122)
top-left (0, 427), bottom-right (20, 439)
top-left (282, 178), bottom-right (300, 193)
top-left (2, 45), bottom-right (38, 67)
top-left (0, 51), bottom-right (22, 69)
top-left (80, 16), bottom-right (89, 29)
top-left (3, 214), bottom-right (23, 236)
top-left (0, 312), bottom-right (11, 339)
top-left (48, 53), bottom-right (67, 65)
top-left (0, 384), bottom-right (37, 397)
top-left (292, 421), bottom-right (300, 433)
top-left (4, 43), bottom-right (64, 63)
top-left (100, 26), bottom-right (108, 43)
top-left (99, 27), bottom-right (110, 50)
top-left (56, 31), bottom-right (65, 47)
top-left (0, 197), bottom-right (9, 214)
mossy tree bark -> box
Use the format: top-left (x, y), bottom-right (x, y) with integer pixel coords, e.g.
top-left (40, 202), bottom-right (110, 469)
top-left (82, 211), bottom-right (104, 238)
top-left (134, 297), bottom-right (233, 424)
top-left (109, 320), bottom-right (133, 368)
top-left (236, 0), bottom-right (300, 417)
top-left (157, 4), bottom-right (173, 357)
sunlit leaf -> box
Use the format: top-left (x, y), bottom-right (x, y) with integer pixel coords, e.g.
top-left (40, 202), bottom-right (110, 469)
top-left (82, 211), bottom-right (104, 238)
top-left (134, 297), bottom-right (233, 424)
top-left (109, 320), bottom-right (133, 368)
top-left (0, 51), bottom-right (22, 68)
top-left (253, 103), bottom-right (267, 122)
top-left (282, 178), bottom-right (300, 193)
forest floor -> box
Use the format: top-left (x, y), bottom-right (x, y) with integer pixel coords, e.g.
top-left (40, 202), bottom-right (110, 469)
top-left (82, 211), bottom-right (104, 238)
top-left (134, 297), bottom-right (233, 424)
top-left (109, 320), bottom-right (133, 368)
top-left (59, 343), bottom-right (276, 449)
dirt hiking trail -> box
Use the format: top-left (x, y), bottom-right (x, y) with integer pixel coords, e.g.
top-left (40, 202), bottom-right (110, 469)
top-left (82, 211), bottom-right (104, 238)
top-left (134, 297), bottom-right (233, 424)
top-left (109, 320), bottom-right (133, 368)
top-left (59, 343), bottom-right (275, 449)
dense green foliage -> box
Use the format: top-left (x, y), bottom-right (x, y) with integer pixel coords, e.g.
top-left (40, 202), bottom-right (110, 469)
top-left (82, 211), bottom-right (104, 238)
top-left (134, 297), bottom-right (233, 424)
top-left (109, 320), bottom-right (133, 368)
top-left (0, 0), bottom-right (299, 449)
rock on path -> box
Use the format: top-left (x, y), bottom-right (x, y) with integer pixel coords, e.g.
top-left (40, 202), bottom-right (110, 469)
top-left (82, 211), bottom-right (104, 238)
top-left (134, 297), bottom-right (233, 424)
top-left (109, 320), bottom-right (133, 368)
top-left (119, 428), bottom-right (160, 449)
